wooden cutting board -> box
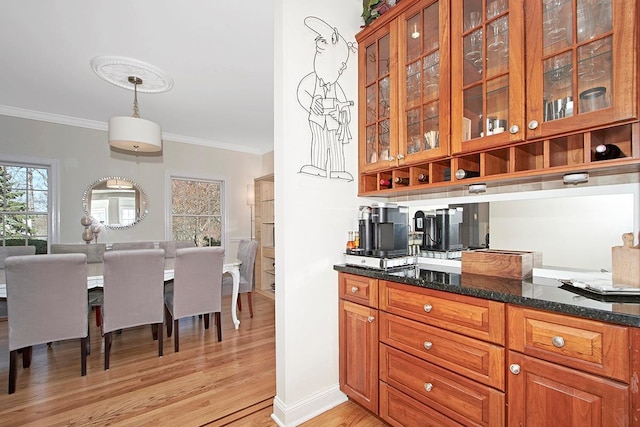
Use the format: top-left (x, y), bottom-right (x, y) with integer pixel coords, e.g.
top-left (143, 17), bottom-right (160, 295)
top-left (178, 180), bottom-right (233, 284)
top-left (612, 232), bottom-right (640, 288)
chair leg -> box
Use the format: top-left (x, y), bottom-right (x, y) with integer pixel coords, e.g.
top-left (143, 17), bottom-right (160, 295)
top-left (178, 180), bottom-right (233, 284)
top-left (22, 346), bottom-right (32, 369)
top-left (165, 306), bottom-right (173, 337)
top-left (104, 332), bottom-right (112, 370)
top-left (158, 322), bottom-right (163, 357)
top-left (86, 323), bottom-right (91, 356)
top-left (95, 306), bottom-right (102, 327)
top-left (174, 319), bottom-right (179, 352)
top-left (248, 292), bottom-right (254, 318)
top-left (9, 350), bottom-right (18, 394)
top-left (215, 312), bottom-right (222, 342)
top-left (80, 337), bottom-right (87, 376)
top-left (204, 313), bottom-right (210, 329)
top-left (237, 295), bottom-right (242, 311)
top-left (151, 324), bottom-right (159, 341)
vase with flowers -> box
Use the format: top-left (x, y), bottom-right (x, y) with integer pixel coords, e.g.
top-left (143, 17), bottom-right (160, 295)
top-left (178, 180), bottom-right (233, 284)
top-left (362, 0), bottom-right (398, 27)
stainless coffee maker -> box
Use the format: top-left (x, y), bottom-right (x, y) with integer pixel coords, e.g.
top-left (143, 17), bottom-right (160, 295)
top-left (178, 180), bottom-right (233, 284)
top-left (414, 208), bottom-right (463, 251)
top-left (359, 203), bottom-right (408, 257)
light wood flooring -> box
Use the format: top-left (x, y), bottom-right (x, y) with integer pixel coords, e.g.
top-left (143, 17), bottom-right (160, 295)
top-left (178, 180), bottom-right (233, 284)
top-left (0, 293), bottom-right (385, 426)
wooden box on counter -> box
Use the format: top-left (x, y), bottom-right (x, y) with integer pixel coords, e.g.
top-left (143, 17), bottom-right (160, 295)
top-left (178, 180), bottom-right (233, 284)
top-left (461, 249), bottom-right (542, 280)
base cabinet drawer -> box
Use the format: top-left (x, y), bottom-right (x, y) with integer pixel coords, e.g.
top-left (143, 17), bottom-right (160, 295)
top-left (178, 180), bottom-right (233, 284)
top-left (380, 344), bottom-right (505, 426)
top-left (379, 312), bottom-right (505, 390)
top-left (380, 382), bottom-right (464, 427)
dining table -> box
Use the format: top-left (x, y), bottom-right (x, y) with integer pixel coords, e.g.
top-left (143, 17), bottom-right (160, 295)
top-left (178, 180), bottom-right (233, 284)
top-left (0, 258), bottom-right (243, 329)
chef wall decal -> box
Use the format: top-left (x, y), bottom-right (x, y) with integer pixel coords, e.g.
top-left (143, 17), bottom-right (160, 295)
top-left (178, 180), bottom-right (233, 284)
top-left (297, 16), bottom-right (357, 181)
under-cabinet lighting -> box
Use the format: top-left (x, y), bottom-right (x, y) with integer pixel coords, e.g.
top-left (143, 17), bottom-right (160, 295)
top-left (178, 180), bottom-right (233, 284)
top-left (468, 183), bottom-right (487, 194)
top-left (562, 172), bottom-right (589, 185)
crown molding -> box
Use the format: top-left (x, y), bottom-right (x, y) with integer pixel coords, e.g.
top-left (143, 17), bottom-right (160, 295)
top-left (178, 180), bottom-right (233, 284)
top-left (0, 105), bottom-right (267, 155)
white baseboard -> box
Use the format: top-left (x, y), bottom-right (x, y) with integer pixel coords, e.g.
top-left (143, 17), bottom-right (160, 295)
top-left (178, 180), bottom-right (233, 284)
top-left (270, 384), bottom-right (348, 427)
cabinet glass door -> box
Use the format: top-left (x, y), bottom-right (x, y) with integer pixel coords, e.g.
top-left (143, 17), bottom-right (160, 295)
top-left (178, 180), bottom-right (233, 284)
top-left (451, 0), bottom-right (525, 154)
top-left (526, 0), bottom-right (636, 139)
top-left (361, 26), bottom-right (396, 173)
top-left (398, 0), bottom-right (449, 164)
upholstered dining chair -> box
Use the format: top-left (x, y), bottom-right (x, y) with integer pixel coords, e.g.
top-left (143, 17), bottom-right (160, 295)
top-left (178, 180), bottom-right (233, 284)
top-left (50, 243), bottom-right (106, 327)
top-left (5, 253), bottom-right (88, 394)
top-left (222, 240), bottom-right (258, 317)
top-left (101, 249), bottom-right (165, 369)
top-left (159, 240), bottom-right (196, 259)
top-left (111, 241), bottom-right (155, 251)
top-left (0, 245), bottom-right (36, 269)
top-left (164, 247), bottom-right (225, 352)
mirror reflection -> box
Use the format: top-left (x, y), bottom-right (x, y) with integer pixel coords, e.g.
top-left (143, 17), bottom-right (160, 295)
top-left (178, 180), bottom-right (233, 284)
top-left (82, 177), bottom-right (148, 229)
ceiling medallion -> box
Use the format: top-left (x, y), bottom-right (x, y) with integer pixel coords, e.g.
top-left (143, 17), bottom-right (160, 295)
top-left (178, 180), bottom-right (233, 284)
top-left (90, 56), bottom-right (173, 93)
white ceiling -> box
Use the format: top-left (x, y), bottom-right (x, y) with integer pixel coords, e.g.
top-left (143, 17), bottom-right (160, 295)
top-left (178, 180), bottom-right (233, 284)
top-left (0, 0), bottom-right (274, 154)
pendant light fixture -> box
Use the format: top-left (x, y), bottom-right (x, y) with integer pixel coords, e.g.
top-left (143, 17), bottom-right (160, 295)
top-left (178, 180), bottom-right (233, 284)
top-left (91, 56), bottom-right (173, 154)
top-left (108, 76), bottom-right (162, 152)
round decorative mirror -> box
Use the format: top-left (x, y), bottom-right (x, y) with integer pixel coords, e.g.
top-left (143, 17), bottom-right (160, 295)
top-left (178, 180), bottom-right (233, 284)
top-left (82, 177), bottom-right (148, 230)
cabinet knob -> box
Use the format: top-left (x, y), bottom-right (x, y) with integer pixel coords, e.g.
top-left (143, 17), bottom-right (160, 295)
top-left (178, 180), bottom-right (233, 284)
top-left (527, 120), bottom-right (538, 130)
top-left (510, 124), bottom-right (520, 134)
top-left (367, 315), bottom-right (375, 323)
top-left (423, 341), bottom-right (433, 350)
top-left (423, 304), bottom-right (433, 313)
top-left (552, 336), bottom-right (565, 348)
top-left (388, 156), bottom-right (395, 161)
top-left (350, 286), bottom-right (359, 293)
top-left (397, 153), bottom-right (405, 160)
top-left (509, 364), bottom-right (521, 375)
top-left (424, 382), bottom-right (433, 392)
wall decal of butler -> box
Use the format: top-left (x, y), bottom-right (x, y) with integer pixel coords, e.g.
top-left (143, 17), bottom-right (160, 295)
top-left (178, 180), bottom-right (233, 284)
top-left (297, 16), bottom-right (356, 181)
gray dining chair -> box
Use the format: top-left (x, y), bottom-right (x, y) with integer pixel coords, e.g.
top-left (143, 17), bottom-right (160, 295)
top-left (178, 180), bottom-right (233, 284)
top-left (164, 247), bottom-right (225, 352)
top-left (0, 246), bottom-right (36, 269)
top-left (159, 240), bottom-right (196, 258)
top-left (50, 243), bottom-right (106, 327)
top-left (102, 249), bottom-right (165, 369)
top-left (111, 241), bottom-right (155, 251)
top-left (222, 240), bottom-right (258, 317)
top-left (5, 253), bottom-right (88, 394)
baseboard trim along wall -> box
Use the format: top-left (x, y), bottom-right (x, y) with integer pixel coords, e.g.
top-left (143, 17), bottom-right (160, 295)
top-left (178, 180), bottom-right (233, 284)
top-left (270, 385), bottom-right (348, 427)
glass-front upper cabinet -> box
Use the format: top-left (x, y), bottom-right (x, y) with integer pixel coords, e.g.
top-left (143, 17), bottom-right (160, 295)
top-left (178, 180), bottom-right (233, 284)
top-left (451, 0), bottom-right (525, 154)
top-left (358, 21), bottom-right (398, 173)
top-left (397, 0), bottom-right (450, 165)
top-left (525, 0), bottom-right (637, 139)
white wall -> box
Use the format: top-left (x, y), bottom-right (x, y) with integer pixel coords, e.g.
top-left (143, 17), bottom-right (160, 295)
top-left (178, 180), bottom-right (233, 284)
top-left (272, 0), bottom-right (362, 425)
top-left (0, 115), bottom-right (263, 255)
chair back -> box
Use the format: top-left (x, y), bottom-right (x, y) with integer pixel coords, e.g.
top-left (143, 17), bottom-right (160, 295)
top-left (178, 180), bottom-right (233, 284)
top-left (50, 243), bottom-right (106, 264)
top-left (0, 246), bottom-right (36, 269)
top-left (170, 247), bottom-right (225, 319)
top-left (111, 241), bottom-right (155, 251)
top-left (237, 240), bottom-right (258, 292)
top-left (159, 240), bottom-right (196, 258)
top-left (5, 253), bottom-right (88, 351)
top-left (102, 249), bottom-right (165, 333)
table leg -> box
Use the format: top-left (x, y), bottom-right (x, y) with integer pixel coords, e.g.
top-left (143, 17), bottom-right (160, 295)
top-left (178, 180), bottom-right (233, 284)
top-left (230, 267), bottom-right (240, 329)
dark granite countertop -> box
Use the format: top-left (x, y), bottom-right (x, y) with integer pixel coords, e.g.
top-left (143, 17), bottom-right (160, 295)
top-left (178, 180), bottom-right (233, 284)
top-left (334, 264), bottom-right (640, 328)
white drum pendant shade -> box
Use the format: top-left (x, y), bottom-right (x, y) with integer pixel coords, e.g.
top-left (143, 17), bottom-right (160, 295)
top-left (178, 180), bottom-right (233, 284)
top-left (108, 116), bottom-right (162, 152)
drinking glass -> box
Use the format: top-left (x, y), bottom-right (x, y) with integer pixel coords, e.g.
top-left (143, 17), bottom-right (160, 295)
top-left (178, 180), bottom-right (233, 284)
top-left (543, 0), bottom-right (567, 41)
top-left (488, 16), bottom-right (507, 51)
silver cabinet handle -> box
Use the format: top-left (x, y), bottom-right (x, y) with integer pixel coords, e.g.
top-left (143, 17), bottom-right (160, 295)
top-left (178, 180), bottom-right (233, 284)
top-left (367, 316), bottom-right (375, 323)
top-left (388, 156), bottom-right (395, 161)
top-left (397, 153), bottom-right (405, 160)
top-left (423, 304), bottom-right (433, 313)
top-left (423, 341), bottom-right (433, 350)
top-left (527, 120), bottom-right (538, 130)
top-left (552, 336), bottom-right (565, 348)
top-left (509, 124), bottom-right (520, 134)
top-left (351, 286), bottom-right (358, 293)
top-left (424, 382), bottom-right (433, 392)
top-left (509, 364), bottom-right (521, 375)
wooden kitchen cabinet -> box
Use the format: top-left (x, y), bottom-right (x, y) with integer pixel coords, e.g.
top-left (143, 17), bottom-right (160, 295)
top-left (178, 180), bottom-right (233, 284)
top-left (338, 273), bottom-right (379, 413)
top-left (507, 305), bottom-right (631, 426)
top-left (356, 0), bottom-right (640, 196)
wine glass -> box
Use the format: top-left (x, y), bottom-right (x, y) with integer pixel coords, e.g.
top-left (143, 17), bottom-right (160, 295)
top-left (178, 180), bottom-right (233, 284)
top-left (488, 16), bottom-right (507, 51)
top-left (576, 1), bottom-right (596, 43)
top-left (543, 0), bottom-right (567, 41)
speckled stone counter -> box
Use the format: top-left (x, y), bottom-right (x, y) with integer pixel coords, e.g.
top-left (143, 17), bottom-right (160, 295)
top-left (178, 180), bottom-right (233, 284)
top-left (334, 264), bottom-right (640, 328)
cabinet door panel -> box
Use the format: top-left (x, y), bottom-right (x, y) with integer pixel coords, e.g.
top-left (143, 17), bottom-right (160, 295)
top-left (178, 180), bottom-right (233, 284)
top-left (508, 351), bottom-right (629, 426)
top-left (339, 300), bottom-right (378, 413)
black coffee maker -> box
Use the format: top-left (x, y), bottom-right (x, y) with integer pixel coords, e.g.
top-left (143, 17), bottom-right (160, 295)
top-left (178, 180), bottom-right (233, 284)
top-left (414, 208), bottom-right (463, 251)
top-left (359, 203), bottom-right (408, 257)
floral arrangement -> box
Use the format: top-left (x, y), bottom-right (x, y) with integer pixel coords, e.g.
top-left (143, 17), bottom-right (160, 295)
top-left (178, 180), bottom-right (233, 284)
top-left (362, 0), bottom-right (398, 27)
